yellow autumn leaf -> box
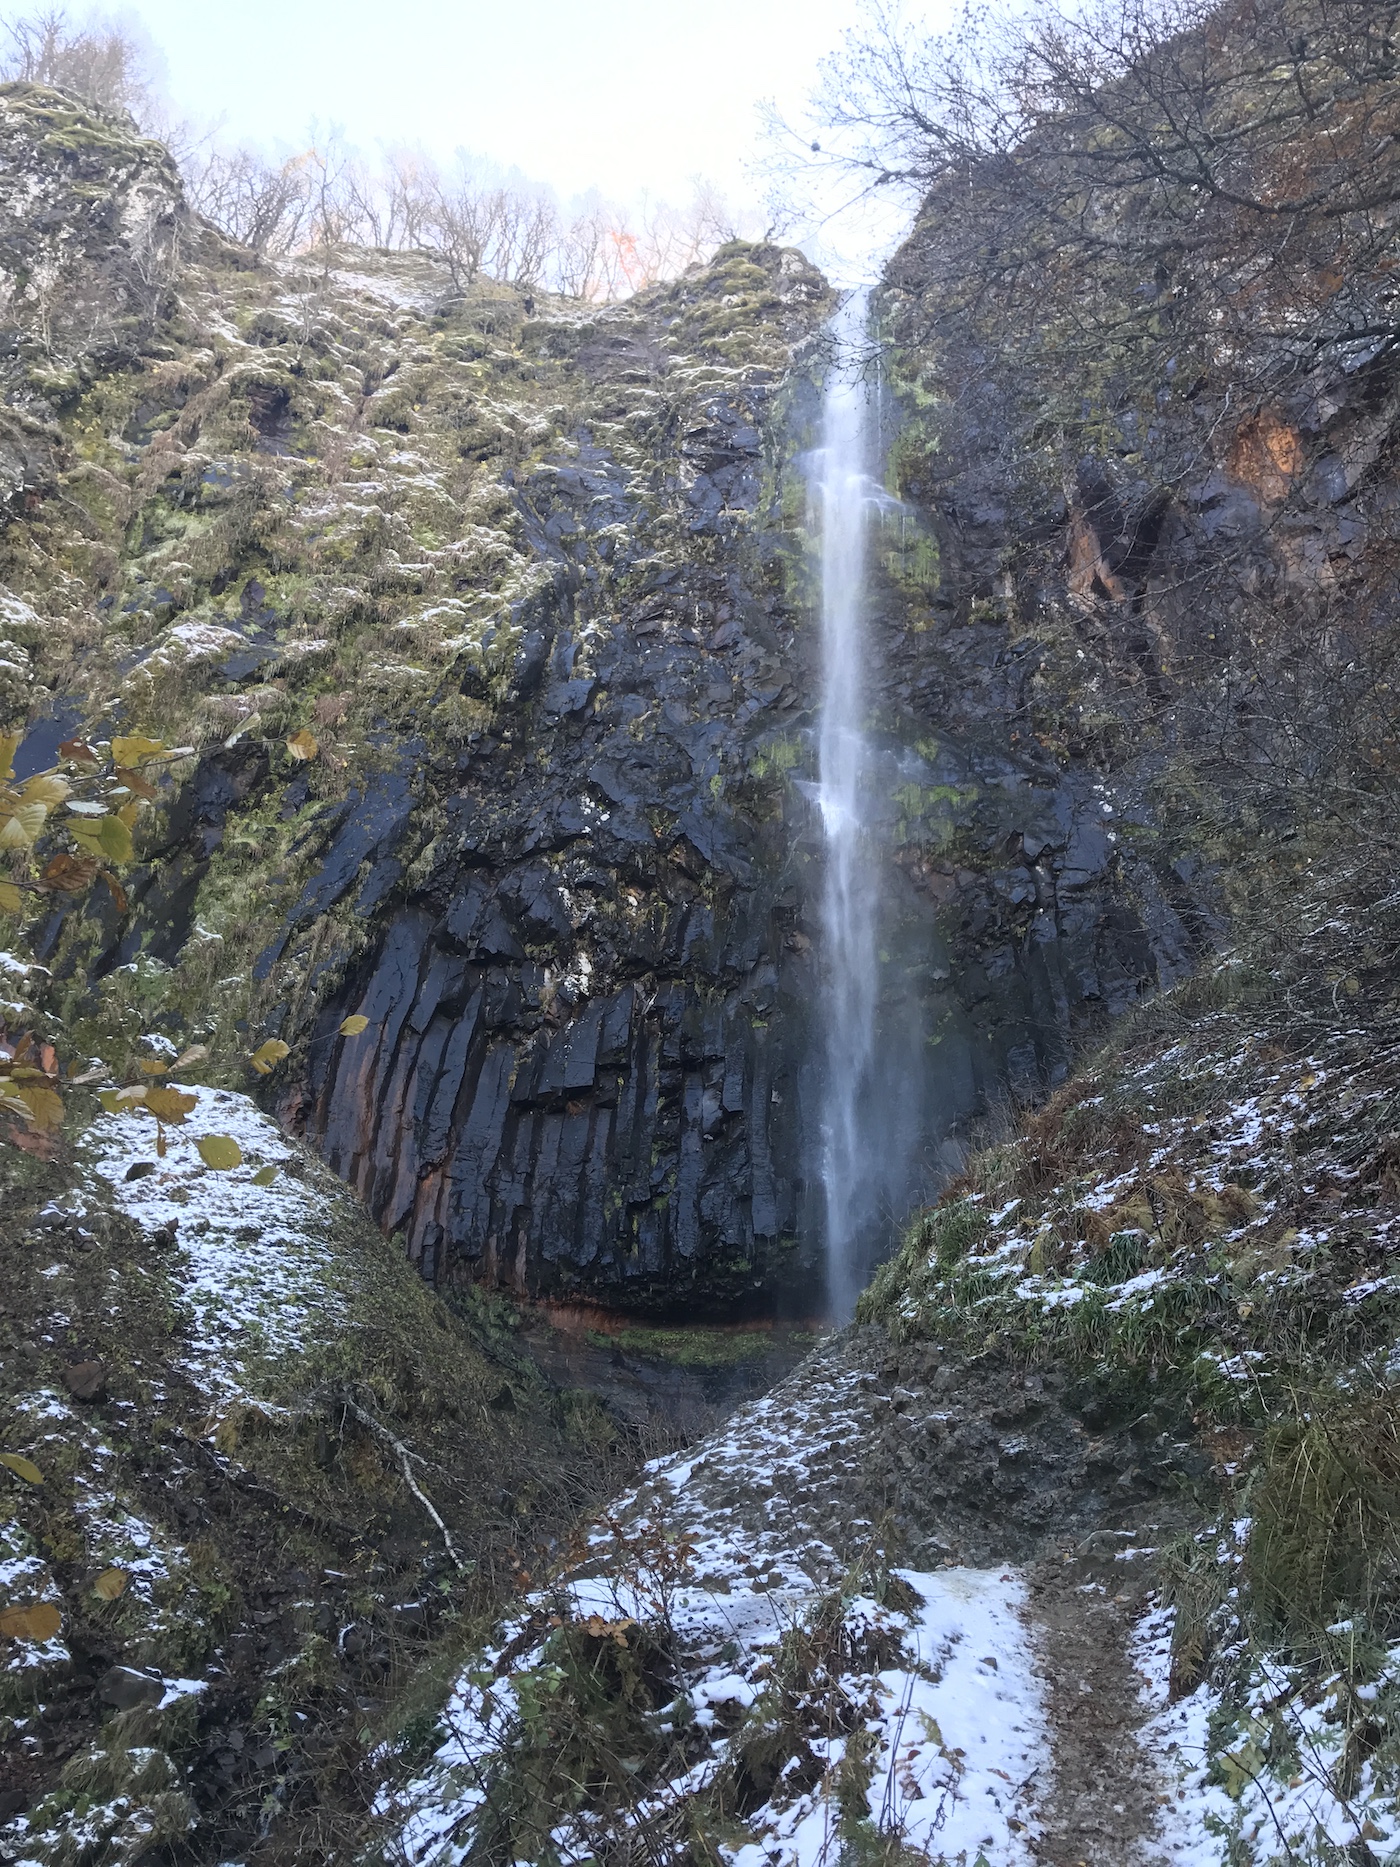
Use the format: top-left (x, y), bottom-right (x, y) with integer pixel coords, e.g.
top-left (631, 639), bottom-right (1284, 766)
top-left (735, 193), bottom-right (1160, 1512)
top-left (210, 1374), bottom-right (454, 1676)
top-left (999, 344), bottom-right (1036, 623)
top-left (92, 1568), bottom-right (128, 1601)
top-left (339, 1015), bottom-right (370, 1036)
top-left (110, 735), bottom-right (164, 767)
top-left (0, 733), bottom-right (19, 782)
top-left (249, 1039), bottom-right (290, 1075)
top-left (0, 1452), bottom-right (44, 1484)
top-left (139, 1058), bottom-right (168, 1075)
top-left (251, 1163), bottom-right (279, 1186)
top-left (0, 1601), bottom-right (61, 1641)
top-left (0, 881), bottom-right (21, 913)
top-left (195, 1133), bottom-right (242, 1170)
top-left (97, 1088), bottom-right (123, 1114)
top-left (20, 774), bottom-right (68, 808)
top-left (0, 802), bottom-right (48, 848)
top-left (286, 728), bottom-right (318, 761)
top-left (16, 1084), bottom-right (63, 1131)
top-left (144, 1086), bottom-right (197, 1124)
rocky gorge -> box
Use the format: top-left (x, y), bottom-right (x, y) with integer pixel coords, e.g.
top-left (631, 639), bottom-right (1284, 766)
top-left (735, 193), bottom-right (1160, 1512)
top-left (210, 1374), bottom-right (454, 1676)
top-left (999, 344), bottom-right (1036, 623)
top-left (0, 72), bottom-right (1223, 1322)
top-left (2, 0), bottom-right (1400, 1859)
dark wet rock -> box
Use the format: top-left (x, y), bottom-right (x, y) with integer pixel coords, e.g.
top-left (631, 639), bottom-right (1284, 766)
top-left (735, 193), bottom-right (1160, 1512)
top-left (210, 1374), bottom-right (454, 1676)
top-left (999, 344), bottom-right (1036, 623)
top-left (61, 1358), bottom-right (107, 1401)
top-left (98, 1665), bottom-right (165, 1711)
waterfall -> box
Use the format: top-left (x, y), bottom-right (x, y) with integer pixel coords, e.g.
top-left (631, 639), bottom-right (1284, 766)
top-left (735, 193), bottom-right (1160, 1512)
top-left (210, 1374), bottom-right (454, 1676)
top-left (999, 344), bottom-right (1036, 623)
top-left (815, 288), bottom-right (883, 1322)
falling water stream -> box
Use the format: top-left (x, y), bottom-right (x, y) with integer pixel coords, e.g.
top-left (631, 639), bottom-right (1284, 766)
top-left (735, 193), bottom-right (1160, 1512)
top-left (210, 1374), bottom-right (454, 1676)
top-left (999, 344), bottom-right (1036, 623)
top-left (815, 289), bottom-right (883, 1321)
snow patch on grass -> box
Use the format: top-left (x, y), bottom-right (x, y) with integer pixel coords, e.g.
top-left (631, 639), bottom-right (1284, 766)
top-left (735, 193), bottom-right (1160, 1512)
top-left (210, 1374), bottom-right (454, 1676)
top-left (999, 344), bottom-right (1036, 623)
top-left (85, 1086), bottom-right (351, 1403)
top-left (1133, 1603), bottom-right (1400, 1865)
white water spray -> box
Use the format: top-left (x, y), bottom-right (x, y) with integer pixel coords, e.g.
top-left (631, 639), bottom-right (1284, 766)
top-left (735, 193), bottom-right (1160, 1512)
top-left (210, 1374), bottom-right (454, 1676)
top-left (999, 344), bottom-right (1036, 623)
top-left (815, 290), bottom-right (883, 1321)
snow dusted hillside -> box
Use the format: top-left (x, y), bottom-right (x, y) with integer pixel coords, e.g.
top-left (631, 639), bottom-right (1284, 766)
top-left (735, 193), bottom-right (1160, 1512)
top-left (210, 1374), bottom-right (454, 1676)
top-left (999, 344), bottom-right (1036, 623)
top-left (377, 1333), bottom-right (1398, 1866)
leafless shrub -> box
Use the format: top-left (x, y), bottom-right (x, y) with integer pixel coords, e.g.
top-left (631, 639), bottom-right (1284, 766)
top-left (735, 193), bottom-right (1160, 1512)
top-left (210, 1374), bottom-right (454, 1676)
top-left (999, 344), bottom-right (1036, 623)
top-left (0, 9), bottom-right (743, 296)
top-left (184, 138), bottom-right (740, 300)
top-left (184, 146), bottom-right (311, 256)
top-left (0, 3), bottom-right (152, 116)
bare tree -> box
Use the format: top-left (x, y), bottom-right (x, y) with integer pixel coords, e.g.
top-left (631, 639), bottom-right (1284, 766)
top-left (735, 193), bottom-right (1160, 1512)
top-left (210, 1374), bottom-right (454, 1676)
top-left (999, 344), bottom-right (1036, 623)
top-left (798, 0), bottom-right (1400, 813)
top-left (555, 204), bottom-right (611, 300)
top-left (1, 4), bottom-right (155, 116)
top-left (803, 0), bottom-right (1400, 442)
top-left (416, 171), bottom-right (500, 292)
top-left (493, 188), bottom-right (558, 289)
top-left (185, 146), bottom-right (313, 255)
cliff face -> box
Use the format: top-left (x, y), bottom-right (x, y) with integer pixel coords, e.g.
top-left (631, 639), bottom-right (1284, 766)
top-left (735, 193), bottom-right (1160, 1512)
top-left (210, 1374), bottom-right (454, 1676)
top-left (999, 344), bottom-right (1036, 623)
top-left (0, 84), bottom-right (188, 526)
top-left (9, 51), bottom-right (1391, 1318)
top-left (846, 2), bottom-right (1400, 1182)
top-left (281, 285), bottom-right (833, 1312)
top-left (0, 82), bottom-right (844, 1312)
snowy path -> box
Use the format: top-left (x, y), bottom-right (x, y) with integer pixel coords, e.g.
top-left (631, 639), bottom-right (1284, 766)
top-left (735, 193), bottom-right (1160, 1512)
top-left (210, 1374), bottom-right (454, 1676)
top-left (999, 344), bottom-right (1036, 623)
top-left (378, 1319), bottom-right (1400, 1866)
top-left (376, 1335), bottom-right (1215, 1866)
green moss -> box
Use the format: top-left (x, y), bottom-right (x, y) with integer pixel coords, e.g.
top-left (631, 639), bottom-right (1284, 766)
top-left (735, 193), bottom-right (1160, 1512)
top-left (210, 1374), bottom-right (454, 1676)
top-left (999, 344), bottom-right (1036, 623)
top-left (601, 1325), bottom-right (798, 1369)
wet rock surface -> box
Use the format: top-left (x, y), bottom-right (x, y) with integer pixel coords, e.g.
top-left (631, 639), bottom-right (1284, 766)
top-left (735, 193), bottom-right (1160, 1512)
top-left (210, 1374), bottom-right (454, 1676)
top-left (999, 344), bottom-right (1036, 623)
top-left (0, 84), bottom-right (1317, 1320)
top-left (276, 274), bottom-right (835, 1311)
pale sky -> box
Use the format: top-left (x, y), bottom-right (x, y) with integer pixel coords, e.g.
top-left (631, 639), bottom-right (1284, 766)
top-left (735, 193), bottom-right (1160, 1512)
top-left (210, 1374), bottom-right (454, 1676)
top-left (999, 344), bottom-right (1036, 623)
top-left (116, 0), bottom-right (943, 275)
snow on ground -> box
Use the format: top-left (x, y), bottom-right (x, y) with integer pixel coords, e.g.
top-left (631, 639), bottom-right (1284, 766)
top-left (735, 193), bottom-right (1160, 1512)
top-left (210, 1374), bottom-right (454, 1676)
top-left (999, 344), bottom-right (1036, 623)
top-left (1133, 1603), bottom-right (1400, 1865)
top-left (84, 1086), bottom-right (351, 1404)
top-left (328, 267), bottom-right (440, 310)
top-left (382, 1349), bottom-right (1050, 1866)
top-left (718, 1568), bottom-right (1046, 1867)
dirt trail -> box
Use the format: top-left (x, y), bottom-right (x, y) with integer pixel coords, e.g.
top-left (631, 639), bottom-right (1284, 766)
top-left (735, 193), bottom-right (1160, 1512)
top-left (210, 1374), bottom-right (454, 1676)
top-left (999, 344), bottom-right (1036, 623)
top-left (1025, 1537), bottom-right (1168, 1867)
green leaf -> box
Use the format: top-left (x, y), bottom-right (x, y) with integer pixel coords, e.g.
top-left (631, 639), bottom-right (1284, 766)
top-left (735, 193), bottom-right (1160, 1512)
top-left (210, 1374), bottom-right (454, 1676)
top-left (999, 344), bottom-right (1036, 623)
top-left (195, 1133), bottom-right (243, 1171)
top-left (0, 1452), bottom-right (44, 1484)
top-left (251, 1163), bottom-right (279, 1186)
top-left (97, 814), bottom-right (134, 863)
top-left (70, 815), bottom-right (133, 865)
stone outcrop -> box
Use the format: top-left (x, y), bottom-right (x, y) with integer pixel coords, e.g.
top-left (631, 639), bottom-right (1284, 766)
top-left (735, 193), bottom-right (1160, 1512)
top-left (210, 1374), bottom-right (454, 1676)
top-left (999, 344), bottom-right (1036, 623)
top-left (11, 72), bottom-right (1389, 1314)
top-left (0, 84), bottom-right (189, 520)
top-left (250, 258), bottom-right (841, 1311)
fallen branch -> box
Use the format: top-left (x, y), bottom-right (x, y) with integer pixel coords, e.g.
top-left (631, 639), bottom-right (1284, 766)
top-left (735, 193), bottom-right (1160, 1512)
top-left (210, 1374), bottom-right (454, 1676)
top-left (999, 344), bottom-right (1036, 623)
top-left (335, 1393), bottom-right (465, 1570)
